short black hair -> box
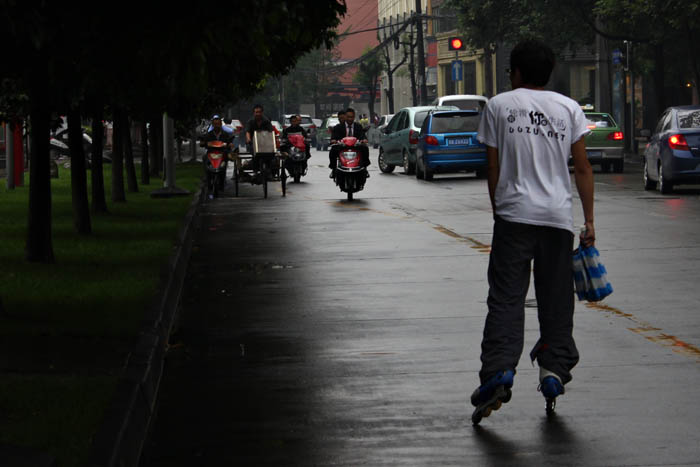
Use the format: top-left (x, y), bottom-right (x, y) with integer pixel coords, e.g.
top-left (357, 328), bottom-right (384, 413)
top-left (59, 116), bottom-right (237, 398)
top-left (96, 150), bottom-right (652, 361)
top-left (253, 104), bottom-right (264, 111)
top-left (510, 40), bottom-right (555, 87)
top-left (338, 110), bottom-right (346, 116)
top-left (345, 107), bottom-right (356, 115)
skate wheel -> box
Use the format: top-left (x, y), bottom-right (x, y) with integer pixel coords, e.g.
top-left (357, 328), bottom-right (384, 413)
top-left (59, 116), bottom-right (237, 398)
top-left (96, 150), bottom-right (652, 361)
top-left (493, 400), bottom-right (502, 411)
top-left (471, 410), bottom-right (483, 425)
top-left (545, 398), bottom-right (556, 415)
top-left (483, 407), bottom-right (492, 418)
top-left (502, 389), bottom-right (512, 403)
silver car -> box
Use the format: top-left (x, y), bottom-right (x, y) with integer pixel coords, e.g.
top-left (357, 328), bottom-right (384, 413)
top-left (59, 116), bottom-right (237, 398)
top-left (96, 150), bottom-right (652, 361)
top-left (379, 106), bottom-right (456, 175)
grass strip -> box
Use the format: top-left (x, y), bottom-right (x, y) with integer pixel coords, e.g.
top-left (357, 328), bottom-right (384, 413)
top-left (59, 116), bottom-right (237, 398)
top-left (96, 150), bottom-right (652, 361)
top-left (0, 161), bottom-right (202, 466)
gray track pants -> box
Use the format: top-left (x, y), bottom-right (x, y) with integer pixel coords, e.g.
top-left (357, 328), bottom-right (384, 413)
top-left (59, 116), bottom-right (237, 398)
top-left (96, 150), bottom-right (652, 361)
top-left (479, 216), bottom-right (579, 385)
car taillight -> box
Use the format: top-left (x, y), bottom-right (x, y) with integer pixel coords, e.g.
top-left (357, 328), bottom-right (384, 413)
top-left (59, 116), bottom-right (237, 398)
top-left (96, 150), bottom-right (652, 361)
top-left (606, 131), bottom-right (624, 141)
top-left (409, 129), bottom-right (419, 144)
top-left (310, 125), bottom-right (316, 129)
top-left (425, 135), bottom-right (439, 146)
top-left (669, 134), bottom-right (690, 150)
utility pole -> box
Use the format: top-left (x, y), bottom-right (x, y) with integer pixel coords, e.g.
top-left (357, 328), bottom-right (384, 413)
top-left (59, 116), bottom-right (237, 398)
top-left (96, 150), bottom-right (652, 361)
top-left (415, 0), bottom-right (428, 105)
top-left (151, 112), bottom-right (189, 198)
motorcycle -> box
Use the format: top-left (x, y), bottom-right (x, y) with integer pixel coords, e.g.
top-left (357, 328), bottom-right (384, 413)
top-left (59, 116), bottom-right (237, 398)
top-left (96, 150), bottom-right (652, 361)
top-left (282, 133), bottom-right (309, 183)
top-left (205, 140), bottom-right (228, 198)
top-left (331, 136), bottom-right (368, 201)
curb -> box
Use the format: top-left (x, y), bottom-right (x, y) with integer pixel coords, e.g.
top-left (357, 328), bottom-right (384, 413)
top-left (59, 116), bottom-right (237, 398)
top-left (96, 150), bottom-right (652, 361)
top-left (87, 180), bottom-right (206, 467)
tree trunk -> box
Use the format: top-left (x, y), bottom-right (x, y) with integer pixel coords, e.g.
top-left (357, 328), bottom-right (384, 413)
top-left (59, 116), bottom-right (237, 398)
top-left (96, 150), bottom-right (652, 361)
top-left (111, 108), bottom-right (126, 202)
top-left (368, 76), bottom-right (376, 121)
top-left (67, 107), bottom-right (91, 234)
top-left (90, 105), bottom-right (108, 213)
top-left (141, 120), bottom-right (150, 184)
top-left (408, 36), bottom-right (417, 106)
top-left (149, 116), bottom-right (161, 177)
top-left (484, 47), bottom-right (494, 98)
top-left (652, 43), bottom-right (665, 121)
top-left (122, 113), bottom-right (138, 193)
top-left (26, 74), bottom-right (55, 263)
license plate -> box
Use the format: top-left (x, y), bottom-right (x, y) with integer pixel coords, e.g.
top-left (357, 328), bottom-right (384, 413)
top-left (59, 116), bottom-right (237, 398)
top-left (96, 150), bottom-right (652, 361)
top-left (586, 150), bottom-right (602, 158)
top-left (449, 138), bottom-right (471, 145)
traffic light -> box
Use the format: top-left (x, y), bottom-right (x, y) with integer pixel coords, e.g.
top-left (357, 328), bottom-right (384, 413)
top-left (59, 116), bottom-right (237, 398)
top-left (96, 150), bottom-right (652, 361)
top-left (448, 37), bottom-right (465, 51)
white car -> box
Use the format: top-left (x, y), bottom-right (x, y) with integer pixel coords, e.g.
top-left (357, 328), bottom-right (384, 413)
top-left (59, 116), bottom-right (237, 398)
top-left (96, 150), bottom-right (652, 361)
top-left (432, 94), bottom-right (488, 112)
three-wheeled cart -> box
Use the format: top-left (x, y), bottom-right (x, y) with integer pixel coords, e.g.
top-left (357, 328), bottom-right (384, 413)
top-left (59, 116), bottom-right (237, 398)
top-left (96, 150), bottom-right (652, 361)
top-left (230, 130), bottom-right (287, 198)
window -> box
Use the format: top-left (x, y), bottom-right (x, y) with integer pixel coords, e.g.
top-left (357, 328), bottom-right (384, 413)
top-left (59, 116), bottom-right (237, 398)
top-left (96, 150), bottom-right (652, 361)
top-left (443, 99), bottom-right (486, 112)
top-left (441, 64), bottom-right (456, 95)
top-left (397, 112), bottom-right (409, 131)
top-left (661, 112), bottom-right (674, 132)
top-left (677, 110), bottom-right (700, 129)
top-left (463, 61), bottom-right (476, 95)
top-left (414, 111), bottom-right (430, 129)
top-left (430, 113), bottom-right (480, 133)
top-left (386, 113), bottom-right (401, 133)
top-left (432, 6), bottom-right (458, 33)
top-left (584, 113), bottom-right (616, 128)
top-left (655, 112), bottom-right (669, 134)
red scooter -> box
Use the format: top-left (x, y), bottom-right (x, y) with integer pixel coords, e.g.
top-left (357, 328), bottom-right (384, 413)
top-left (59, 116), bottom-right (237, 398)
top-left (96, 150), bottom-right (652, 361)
top-left (205, 140), bottom-right (228, 198)
top-left (332, 136), bottom-right (368, 201)
top-left (282, 133), bottom-right (309, 183)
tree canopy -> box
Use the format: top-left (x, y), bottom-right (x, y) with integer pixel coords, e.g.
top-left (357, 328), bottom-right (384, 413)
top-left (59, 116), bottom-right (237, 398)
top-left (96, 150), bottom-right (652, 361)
top-left (0, 0), bottom-right (347, 262)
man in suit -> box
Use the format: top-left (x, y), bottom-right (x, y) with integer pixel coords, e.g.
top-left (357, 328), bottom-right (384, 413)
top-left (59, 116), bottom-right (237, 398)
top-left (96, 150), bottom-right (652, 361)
top-left (328, 108), bottom-right (370, 176)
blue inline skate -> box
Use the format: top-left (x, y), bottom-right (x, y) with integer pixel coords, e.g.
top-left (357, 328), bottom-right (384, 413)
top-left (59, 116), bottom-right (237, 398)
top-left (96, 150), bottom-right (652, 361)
top-left (470, 369), bottom-right (514, 425)
top-left (539, 375), bottom-right (565, 415)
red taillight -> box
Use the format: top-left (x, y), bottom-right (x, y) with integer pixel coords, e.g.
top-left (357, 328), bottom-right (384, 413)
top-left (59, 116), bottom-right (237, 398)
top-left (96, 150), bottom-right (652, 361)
top-left (310, 124), bottom-right (316, 129)
top-left (606, 131), bottom-right (624, 141)
top-left (409, 129), bottom-right (419, 144)
top-left (425, 135), bottom-right (439, 146)
top-left (669, 134), bottom-right (689, 150)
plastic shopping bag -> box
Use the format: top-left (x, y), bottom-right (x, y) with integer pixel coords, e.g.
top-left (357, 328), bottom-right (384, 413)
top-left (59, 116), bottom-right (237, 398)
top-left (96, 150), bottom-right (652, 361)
top-left (572, 244), bottom-right (613, 302)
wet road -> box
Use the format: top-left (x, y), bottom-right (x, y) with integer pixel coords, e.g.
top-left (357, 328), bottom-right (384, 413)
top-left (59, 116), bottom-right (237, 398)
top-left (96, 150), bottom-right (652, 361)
top-left (141, 148), bottom-right (700, 466)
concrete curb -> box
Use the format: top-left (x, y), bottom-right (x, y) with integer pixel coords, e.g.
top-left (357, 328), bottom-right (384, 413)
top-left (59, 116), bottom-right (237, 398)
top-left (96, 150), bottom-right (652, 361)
top-left (87, 180), bottom-right (206, 467)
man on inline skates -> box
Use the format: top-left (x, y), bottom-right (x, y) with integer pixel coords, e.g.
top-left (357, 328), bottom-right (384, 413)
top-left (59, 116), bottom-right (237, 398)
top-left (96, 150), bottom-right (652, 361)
top-left (470, 40), bottom-right (596, 424)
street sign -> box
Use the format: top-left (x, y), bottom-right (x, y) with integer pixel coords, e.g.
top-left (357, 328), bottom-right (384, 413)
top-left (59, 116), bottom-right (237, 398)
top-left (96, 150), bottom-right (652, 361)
top-left (451, 60), bottom-right (463, 81)
top-left (612, 48), bottom-right (623, 65)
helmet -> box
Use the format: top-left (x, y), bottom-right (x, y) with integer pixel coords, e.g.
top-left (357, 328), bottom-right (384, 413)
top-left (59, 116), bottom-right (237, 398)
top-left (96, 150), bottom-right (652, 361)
top-left (211, 114), bottom-right (221, 121)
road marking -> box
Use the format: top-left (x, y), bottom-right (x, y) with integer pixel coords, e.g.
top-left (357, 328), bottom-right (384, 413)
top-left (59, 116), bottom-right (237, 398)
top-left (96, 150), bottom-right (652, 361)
top-left (433, 225), bottom-right (491, 253)
top-left (585, 302), bottom-right (700, 363)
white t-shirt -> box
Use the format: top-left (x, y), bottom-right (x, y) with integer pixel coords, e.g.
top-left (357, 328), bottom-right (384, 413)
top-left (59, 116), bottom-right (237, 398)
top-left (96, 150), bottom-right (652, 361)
top-left (477, 88), bottom-right (590, 233)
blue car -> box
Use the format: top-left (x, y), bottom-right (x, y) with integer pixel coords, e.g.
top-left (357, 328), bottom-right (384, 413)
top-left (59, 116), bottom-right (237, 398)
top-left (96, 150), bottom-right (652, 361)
top-left (415, 110), bottom-right (486, 181)
top-left (643, 105), bottom-right (700, 194)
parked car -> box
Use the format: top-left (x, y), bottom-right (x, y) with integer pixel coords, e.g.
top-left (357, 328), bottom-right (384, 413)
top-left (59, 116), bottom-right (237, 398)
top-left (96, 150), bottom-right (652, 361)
top-left (432, 94), bottom-right (488, 112)
top-left (414, 109), bottom-right (487, 181)
top-left (575, 112), bottom-right (624, 172)
top-left (378, 106), bottom-right (456, 175)
top-left (643, 105), bottom-right (700, 194)
top-left (316, 116), bottom-right (340, 151)
top-left (368, 114), bottom-right (393, 148)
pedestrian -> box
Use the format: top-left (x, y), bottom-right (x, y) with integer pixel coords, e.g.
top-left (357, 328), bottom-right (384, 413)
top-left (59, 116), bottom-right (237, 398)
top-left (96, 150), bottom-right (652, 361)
top-left (469, 40), bottom-right (596, 424)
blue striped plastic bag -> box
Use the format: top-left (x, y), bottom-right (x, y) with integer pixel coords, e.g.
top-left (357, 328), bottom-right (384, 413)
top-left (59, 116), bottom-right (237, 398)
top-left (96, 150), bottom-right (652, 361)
top-left (572, 244), bottom-right (613, 302)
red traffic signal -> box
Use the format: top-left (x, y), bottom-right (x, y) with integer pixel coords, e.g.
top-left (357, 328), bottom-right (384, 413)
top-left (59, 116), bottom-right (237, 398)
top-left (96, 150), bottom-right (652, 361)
top-left (448, 37), bottom-right (465, 51)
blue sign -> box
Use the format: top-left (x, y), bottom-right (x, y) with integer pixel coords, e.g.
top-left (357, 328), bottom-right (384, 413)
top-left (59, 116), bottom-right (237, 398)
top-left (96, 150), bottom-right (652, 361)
top-left (612, 49), bottom-right (623, 65)
top-left (451, 60), bottom-right (463, 81)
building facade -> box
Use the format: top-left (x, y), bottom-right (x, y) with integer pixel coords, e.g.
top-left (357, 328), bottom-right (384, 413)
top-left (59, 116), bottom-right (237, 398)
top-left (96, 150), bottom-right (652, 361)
top-left (377, 0), bottom-right (432, 115)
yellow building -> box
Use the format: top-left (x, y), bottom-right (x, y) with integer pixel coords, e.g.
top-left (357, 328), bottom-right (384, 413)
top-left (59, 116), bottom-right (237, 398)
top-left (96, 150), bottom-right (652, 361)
top-left (429, 1), bottom-right (496, 98)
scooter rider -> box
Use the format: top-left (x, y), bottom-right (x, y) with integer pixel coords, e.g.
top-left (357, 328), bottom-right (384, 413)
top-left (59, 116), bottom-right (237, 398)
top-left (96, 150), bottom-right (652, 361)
top-left (329, 107), bottom-right (370, 176)
top-left (200, 115), bottom-right (233, 154)
top-left (245, 104), bottom-right (274, 149)
top-left (281, 114), bottom-right (311, 163)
